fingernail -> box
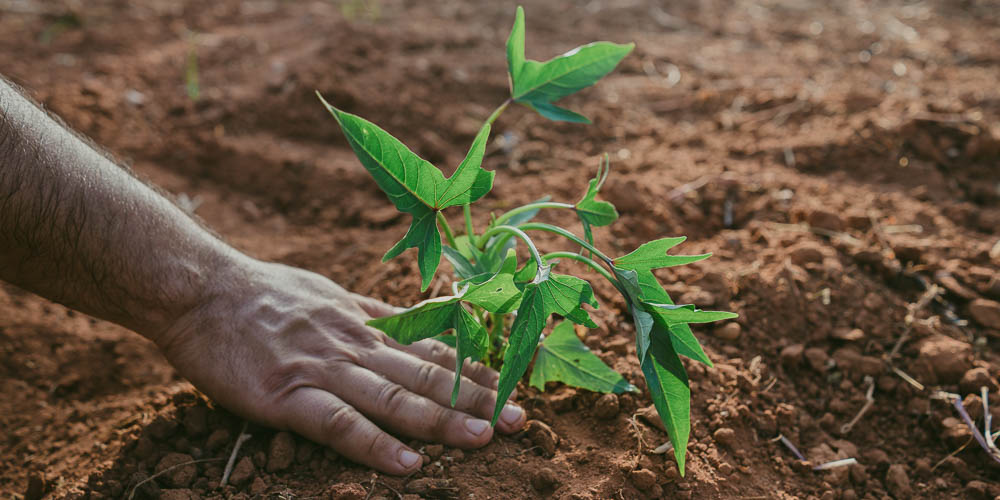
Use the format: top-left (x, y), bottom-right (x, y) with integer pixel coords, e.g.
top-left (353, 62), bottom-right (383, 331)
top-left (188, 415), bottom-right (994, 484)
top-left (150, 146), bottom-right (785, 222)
top-left (398, 449), bottom-right (421, 469)
top-left (464, 418), bottom-right (490, 436)
top-left (499, 403), bottom-right (524, 426)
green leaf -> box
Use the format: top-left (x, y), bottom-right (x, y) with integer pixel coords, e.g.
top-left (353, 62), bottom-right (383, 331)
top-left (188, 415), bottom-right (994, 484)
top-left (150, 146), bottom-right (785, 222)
top-left (505, 6), bottom-right (634, 122)
top-left (366, 295), bottom-right (460, 344)
top-left (452, 307), bottom-right (489, 405)
top-left (383, 209), bottom-right (441, 291)
top-left (463, 268), bottom-right (522, 313)
top-left (530, 321), bottom-right (636, 393)
top-left (641, 328), bottom-right (691, 476)
top-left (614, 237), bottom-right (711, 271)
top-left (647, 303), bottom-right (739, 325)
top-left (442, 245), bottom-right (478, 280)
top-left (431, 334), bottom-right (457, 348)
top-left (491, 271), bottom-right (599, 424)
top-left (318, 95), bottom-right (495, 291)
top-left (575, 155), bottom-right (618, 245)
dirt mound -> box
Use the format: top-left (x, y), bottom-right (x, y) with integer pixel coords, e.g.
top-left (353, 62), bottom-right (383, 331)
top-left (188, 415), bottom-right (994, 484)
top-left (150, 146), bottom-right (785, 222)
top-left (2, 0), bottom-right (999, 498)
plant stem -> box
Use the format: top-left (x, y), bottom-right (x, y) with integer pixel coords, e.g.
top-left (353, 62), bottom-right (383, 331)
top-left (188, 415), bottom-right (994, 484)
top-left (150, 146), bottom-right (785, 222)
top-left (518, 222), bottom-right (613, 262)
top-left (485, 98), bottom-right (512, 127)
top-left (542, 251), bottom-right (615, 282)
top-left (463, 204), bottom-right (476, 246)
top-left (437, 212), bottom-right (458, 248)
top-left (492, 201), bottom-right (575, 228)
top-left (479, 225), bottom-right (546, 271)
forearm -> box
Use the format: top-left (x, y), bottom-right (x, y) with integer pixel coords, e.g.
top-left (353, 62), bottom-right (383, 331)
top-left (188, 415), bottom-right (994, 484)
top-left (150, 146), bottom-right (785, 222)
top-left (0, 78), bottom-right (243, 340)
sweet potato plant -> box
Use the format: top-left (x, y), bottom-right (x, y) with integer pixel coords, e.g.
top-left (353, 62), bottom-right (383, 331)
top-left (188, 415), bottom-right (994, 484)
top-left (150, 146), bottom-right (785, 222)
top-left (318, 6), bottom-right (736, 474)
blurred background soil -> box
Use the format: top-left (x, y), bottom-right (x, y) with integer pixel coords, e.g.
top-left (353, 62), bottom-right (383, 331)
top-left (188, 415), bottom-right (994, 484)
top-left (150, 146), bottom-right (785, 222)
top-left (1, 0), bottom-right (999, 498)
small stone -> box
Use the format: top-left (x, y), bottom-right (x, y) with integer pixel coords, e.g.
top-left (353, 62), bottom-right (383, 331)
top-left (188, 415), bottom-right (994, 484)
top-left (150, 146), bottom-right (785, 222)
top-left (917, 335), bottom-right (972, 383)
top-left (863, 448), bottom-right (890, 467)
top-left (204, 429), bottom-right (230, 451)
top-left (637, 405), bottom-right (666, 432)
top-left (716, 322), bottom-right (741, 341)
top-left (266, 432), bottom-right (296, 473)
top-left (831, 328), bottom-right (865, 342)
top-left (885, 464), bottom-right (911, 498)
top-left (781, 344), bottom-right (804, 366)
top-left (968, 299), bottom-right (1000, 329)
top-left (629, 469), bottom-right (657, 491)
top-left (717, 462), bottom-right (734, 475)
top-left (182, 406), bottom-right (209, 436)
top-left (525, 420), bottom-right (559, 457)
top-left (155, 453), bottom-right (197, 488)
top-left (593, 394), bottom-right (620, 419)
top-left (328, 482), bottom-right (367, 500)
top-left (960, 367), bottom-right (997, 395)
top-left (804, 347), bottom-right (830, 372)
top-left (941, 417), bottom-right (973, 447)
top-left (530, 467), bottom-right (561, 491)
top-left (228, 456), bottom-right (255, 487)
top-left (807, 209), bottom-right (844, 232)
top-left (790, 244), bottom-right (825, 265)
top-left (964, 480), bottom-right (990, 499)
top-left (160, 489), bottom-right (199, 500)
top-left (425, 444), bottom-right (444, 459)
top-left (250, 477), bottom-right (267, 495)
top-left (713, 427), bottom-right (737, 448)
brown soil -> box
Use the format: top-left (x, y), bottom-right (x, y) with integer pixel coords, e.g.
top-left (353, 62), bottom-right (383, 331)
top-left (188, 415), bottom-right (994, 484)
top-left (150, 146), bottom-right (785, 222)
top-left (3, 0), bottom-right (1000, 499)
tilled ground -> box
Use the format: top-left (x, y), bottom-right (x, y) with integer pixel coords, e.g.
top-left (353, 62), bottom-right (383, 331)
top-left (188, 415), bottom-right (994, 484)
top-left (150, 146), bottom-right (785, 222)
top-left (2, 0), bottom-right (1000, 498)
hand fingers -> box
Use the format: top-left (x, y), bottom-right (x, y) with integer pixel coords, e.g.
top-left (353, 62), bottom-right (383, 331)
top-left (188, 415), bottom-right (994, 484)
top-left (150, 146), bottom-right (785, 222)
top-left (329, 363), bottom-right (498, 449)
top-left (386, 337), bottom-right (501, 391)
top-left (280, 386), bottom-right (421, 475)
top-left (352, 294), bottom-right (401, 318)
top-left (364, 345), bottom-right (526, 433)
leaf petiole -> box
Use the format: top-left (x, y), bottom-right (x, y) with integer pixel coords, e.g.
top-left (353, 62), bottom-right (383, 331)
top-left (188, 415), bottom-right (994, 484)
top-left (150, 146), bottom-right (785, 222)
top-left (437, 212), bottom-right (458, 248)
top-left (518, 222), bottom-right (613, 262)
top-left (479, 224), bottom-right (546, 272)
top-left (542, 251), bottom-right (614, 282)
top-left (463, 204), bottom-right (476, 247)
top-left (492, 201), bottom-right (575, 228)
top-left (485, 98), bottom-right (512, 127)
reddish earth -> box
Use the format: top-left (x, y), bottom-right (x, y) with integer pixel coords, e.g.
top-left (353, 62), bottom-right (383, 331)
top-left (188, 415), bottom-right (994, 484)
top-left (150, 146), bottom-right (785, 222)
top-left (3, 0), bottom-right (1000, 498)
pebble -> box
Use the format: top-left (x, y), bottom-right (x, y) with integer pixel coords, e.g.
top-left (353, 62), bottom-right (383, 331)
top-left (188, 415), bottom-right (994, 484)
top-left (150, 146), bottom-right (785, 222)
top-left (917, 335), bottom-right (972, 383)
top-left (328, 482), bottom-right (367, 500)
top-left (964, 480), bottom-right (990, 499)
top-left (159, 489), bottom-right (199, 500)
top-left (593, 394), bottom-right (620, 419)
top-left (804, 347), bottom-right (829, 372)
top-left (449, 449), bottom-right (465, 461)
top-left (830, 328), bottom-right (865, 342)
top-left (228, 456), bottom-right (255, 487)
top-left (154, 453), bottom-right (197, 488)
top-left (790, 244), bottom-right (824, 265)
top-left (204, 429), bottom-right (230, 451)
top-left (716, 322), bottom-right (741, 341)
top-left (960, 367), bottom-right (997, 394)
top-left (525, 420), bottom-right (559, 456)
top-left (807, 209), bottom-right (844, 232)
top-left (530, 467), bottom-right (561, 491)
top-left (968, 298), bottom-right (1000, 329)
top-left (425, 444), bottom-right (444, 459)
top-left (629, 469), bottom-right (657, 490)
top-left (712, 427), bottom-right (737, 449)
top-left (266, 432), bottom-right (296, 473)
top-left (780, 344), bottom-right (804, 366)
top-left (885, 464), bottom-right (911, 498)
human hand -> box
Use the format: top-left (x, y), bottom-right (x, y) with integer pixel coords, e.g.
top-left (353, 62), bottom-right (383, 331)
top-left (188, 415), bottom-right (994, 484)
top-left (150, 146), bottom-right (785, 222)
top-left (154, 258), bottom-right (526, 474)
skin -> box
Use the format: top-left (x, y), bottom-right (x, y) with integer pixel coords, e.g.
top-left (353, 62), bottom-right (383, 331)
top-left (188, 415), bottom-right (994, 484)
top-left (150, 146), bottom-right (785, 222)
top-left (0, 77), bottom-right (525, 475)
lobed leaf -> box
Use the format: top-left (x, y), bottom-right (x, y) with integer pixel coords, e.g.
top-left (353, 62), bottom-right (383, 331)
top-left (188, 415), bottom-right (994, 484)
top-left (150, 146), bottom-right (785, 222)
top-left (318, 95), bottom-right (495, 291)
top-left (530, 321), bottom-right (636, 393)
top-left (614, 237), bottom-right (711, 271)
top-left (492, 271), bottom-right (599, 424)
top-left (641, 328), bottom-right (691, 476)
top-left (506, 6), bottom-right (634, 123)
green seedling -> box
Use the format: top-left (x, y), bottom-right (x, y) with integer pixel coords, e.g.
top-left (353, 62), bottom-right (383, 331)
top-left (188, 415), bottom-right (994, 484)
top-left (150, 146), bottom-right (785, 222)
top-left (318, 6), bottom-right (736, 475)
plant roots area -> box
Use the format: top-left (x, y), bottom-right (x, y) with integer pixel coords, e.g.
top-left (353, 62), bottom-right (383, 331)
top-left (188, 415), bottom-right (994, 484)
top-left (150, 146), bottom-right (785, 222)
top-left (3, 1), bottom-right (1000, 498)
